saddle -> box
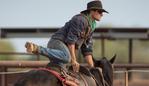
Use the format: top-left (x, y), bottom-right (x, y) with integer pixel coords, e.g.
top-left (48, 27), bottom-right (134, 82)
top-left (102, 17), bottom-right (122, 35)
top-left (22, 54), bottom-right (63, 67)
top-left (46, 63), bottom-right (80, 86)
top-left (46, 63), bottom-right (105, 86)
top-left (68, 65), bottom-right (105, 86)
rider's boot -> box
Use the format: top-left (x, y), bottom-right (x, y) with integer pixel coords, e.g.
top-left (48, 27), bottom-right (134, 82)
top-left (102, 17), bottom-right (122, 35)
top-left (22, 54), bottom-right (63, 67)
top-left (25, 42), bottom-right (39, 54)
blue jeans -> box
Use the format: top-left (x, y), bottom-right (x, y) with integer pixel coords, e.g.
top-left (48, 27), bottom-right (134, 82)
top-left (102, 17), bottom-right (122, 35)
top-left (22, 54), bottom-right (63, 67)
top-left (38, 38), bottom-right (71, 66)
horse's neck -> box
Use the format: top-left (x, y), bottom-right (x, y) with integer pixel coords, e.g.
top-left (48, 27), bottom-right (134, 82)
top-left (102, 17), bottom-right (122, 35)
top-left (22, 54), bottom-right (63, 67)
top-left (102, 67), bottom-right (113, 86)
top-left (90, 67), bottom-right (105, 86)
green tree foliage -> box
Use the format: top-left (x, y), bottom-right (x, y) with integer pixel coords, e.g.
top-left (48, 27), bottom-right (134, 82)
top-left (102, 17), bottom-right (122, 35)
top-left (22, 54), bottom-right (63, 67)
top-left (0, 39), bottom-right (15, 60)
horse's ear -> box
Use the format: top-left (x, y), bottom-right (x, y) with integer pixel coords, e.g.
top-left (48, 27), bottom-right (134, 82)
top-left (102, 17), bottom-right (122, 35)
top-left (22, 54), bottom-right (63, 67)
top-left (110, 54), bottom-right (116, 64)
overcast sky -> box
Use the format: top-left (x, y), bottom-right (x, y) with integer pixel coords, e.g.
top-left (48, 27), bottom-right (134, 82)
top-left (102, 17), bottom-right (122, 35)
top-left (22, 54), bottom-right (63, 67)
top-left (0, 0), bottom-right (149, 28)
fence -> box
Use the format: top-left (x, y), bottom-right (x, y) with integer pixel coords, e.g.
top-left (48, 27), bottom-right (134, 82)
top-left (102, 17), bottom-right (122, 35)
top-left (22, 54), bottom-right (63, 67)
top-left (0, 52), bottom-right (40, 60)
top-left (0, 52), bottom-right (149, 86)
top-left (0, 61), bottom-right (149, 86)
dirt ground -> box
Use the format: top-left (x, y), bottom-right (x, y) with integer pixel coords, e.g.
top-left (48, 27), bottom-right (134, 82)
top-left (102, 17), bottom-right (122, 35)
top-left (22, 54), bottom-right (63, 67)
top-left (114, 79), bottom-right (149, 86)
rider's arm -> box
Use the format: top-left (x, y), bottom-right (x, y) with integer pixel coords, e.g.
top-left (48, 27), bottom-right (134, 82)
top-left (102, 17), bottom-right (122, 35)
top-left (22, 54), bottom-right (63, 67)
top-left (65, 15), bottom-right (87, 72)
top-left (67, 44), bottom-right (77, 64)
top-left (85, 54), bottom-right (94, 67)
top-left (81, 33), bottom-right (94, 67)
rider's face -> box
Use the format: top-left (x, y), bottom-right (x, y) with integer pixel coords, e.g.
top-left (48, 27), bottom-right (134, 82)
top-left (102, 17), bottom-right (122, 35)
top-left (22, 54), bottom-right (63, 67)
top-left (91, 10), bottom-right (103, 21)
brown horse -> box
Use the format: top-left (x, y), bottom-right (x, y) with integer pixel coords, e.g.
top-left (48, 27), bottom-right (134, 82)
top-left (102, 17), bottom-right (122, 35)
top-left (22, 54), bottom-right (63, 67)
top-left (14, 55), bottom-right (116, 86)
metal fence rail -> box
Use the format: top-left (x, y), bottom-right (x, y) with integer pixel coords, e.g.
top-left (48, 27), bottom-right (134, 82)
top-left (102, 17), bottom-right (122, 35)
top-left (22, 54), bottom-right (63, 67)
top-left (0, 61), bottom-right (149, 86)
top-left (0, 61), bottom-right (149, 68)
top-left (0, 52), bottom-right (40, 60)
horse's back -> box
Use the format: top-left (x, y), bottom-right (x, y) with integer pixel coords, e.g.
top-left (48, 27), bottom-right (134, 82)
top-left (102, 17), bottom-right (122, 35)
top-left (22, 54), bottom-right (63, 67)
top-left (14, 70), bottom-right (60, 86)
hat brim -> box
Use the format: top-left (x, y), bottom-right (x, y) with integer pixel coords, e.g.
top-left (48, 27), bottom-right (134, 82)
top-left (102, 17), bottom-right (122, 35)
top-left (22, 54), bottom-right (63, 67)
top-left (99, 9), bottom-right (109, 13)
top-left (81, 8), bottom-right (109, 14)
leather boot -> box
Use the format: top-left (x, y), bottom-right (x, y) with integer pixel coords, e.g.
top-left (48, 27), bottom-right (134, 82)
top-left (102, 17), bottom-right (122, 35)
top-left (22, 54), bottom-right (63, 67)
top-left (25, 42), bottom-right (39, 54)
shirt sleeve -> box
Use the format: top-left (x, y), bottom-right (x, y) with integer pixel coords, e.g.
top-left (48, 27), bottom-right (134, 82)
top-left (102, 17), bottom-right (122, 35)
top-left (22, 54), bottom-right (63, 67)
top-left (81, 33), bottom-right (93, 56)
top-left (65, 15), bottom-right (87, 44)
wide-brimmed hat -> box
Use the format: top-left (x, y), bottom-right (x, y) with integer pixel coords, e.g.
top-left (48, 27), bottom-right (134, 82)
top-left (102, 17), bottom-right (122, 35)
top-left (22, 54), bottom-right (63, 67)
top-left (81, 0), bottom-right (108, 13)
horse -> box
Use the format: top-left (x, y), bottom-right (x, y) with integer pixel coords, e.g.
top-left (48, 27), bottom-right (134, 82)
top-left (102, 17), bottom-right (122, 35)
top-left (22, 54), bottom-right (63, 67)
top-left (14, 55), bottom-right (116, 86)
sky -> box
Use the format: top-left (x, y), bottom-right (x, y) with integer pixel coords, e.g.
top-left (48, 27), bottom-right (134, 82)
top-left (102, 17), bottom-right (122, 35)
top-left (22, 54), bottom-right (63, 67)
top-left (1, 0), bottom-right (149, 52)
top-left (0, 0), bottom-right (149, 28)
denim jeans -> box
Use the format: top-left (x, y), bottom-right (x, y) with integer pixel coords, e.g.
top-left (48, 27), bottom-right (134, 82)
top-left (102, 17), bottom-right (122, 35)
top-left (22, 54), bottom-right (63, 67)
top-left (38, 38), bottom-right (71, 66)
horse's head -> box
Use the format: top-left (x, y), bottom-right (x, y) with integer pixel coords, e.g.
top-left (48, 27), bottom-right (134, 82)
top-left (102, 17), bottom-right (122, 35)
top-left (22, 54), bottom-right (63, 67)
top-left (93, 54), bottom-right (116, 86)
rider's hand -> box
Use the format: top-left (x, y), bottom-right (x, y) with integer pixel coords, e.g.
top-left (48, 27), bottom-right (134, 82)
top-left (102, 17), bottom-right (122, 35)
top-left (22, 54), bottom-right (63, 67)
top-left (71, 61), bottom-right (80, 72)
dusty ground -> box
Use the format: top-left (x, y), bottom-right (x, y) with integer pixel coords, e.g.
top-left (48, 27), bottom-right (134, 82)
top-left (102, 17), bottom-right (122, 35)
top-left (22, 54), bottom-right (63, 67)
top-left (114, 79), bottom-right (149, 86)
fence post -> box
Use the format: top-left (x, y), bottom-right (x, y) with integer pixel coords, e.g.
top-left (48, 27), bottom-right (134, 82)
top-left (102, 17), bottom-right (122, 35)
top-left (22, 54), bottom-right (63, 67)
top-left (124, 71), bottom-right (128, 86)
top-left (128, 39), bottom-right (133, 80)
top-left (1, 67), bottom-right (7, 86)
top-left (36, 54), bottom-right (40, 61)
top-left (101, 38), bottom-right (105, 57)
top-left (0, 28), bottom-right (1, 38)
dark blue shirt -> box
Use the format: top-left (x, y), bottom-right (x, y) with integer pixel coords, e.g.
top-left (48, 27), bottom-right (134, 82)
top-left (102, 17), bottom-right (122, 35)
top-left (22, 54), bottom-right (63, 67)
top-left (51, 14), bottom-right (94, 56)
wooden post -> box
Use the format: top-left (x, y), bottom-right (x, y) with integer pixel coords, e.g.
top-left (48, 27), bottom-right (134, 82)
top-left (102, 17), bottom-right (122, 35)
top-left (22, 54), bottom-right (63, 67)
top-left (36, 54), bottom-right (40, 61)
top-left (125, 71), bottom-right (128, 86)
top-left (128, 39), bottom-right (133, 64)
top-left (128, 39), bottom-right (133, 80)
top-left (1, 67), bottom-right (7, 86)
top-left (0, 29), bottom-right (1, 38)
top-left (101, 38), bottom-right (105, 57)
